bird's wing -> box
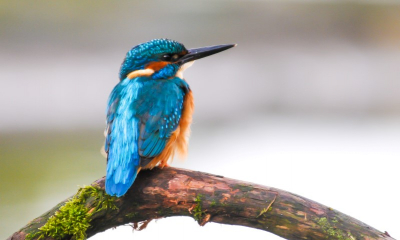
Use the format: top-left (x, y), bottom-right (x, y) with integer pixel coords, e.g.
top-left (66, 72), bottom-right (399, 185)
top-left (105, 79), bottom-right (142, 197)
top-left (105, 77), bottom-right (189, 196)
top-left (136, 79), bottom-right (186, 166)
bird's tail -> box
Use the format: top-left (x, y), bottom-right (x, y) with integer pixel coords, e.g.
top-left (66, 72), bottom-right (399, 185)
top-left (105, 155), bottom-right (140, 197)
top-left (105, 118), bottom-right (141, 197)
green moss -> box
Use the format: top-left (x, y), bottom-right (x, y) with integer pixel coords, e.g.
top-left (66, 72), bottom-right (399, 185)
top-left (210, 200), bottom-right (217, 207)
top-left (257, 206), bottom-right (273, 218)
top-left (257, 208), bottom-right (268, 218)
top-left (192, 194), bottom-right (206, 221)
top-left (316, 217), bottom-right (355, 240)
top-left (27, 185), bottom-right (117, 240)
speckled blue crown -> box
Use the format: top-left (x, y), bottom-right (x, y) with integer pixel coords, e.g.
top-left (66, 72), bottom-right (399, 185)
top-left (119, 39), bottom-right (187, 80)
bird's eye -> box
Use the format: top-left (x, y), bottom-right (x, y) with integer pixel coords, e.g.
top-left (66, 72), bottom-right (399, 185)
top-left (162, 54), bottom-right (172, 61)
top-left (161, 54), bottom-right (179, 62)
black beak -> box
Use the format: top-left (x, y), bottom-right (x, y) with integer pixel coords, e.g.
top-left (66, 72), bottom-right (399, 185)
top-left (178, 44), bottom-right (236, 65)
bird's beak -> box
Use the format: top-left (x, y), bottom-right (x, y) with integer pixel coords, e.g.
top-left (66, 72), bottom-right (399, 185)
top-left (178, 44), bottom-right (236, 65)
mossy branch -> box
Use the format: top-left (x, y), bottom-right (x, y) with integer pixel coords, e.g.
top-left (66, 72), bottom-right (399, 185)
top-left (8, 167), bottom-right (395, 240)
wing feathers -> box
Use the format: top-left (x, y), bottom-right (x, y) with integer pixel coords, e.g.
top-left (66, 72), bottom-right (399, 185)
top-left (105, 79), bottom-right (142, 197)
top-left (138, 79), bottom-right (186, 162)
top-left (105, 77), bottom-right (191, 196)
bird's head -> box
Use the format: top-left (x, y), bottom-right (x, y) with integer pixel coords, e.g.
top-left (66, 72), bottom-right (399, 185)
top-left (119, 39), bottom-right (235, 80)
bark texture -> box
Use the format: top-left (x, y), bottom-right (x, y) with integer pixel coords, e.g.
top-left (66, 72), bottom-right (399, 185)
top-left (8, 167), bottom-right (395, 240)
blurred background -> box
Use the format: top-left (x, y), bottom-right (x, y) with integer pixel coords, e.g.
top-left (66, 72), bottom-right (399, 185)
top-left (1, 0), bottom-right (399, 239)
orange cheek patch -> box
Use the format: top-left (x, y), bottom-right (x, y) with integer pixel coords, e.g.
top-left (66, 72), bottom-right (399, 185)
top-left (145, 61), bottom-right (169, 72)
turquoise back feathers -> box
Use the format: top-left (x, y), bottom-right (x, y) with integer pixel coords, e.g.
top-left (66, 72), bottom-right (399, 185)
top-left (105, 76), bottom-right (189, 196)
top-left (105, 39), bottom-right (190, 197)
top-left (105, 39), bottom-right (235, 197)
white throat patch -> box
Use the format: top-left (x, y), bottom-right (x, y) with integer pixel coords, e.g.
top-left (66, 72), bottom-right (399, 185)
top-left (175, 61), bottom-right (195, 79)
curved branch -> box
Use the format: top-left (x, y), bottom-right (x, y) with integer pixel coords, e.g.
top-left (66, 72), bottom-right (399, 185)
top-left (8, 167), bottom-right (395, 240)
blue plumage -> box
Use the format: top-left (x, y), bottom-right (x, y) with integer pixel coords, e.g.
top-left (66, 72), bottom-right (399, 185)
top-left (105, 78), bottom-right (142, 196)
top-left (105, 75), bottom-right (189, 196)
top-left (105, 39), bottom-right (235, 197)
top-left (119, 39), bottom-right (186, 80)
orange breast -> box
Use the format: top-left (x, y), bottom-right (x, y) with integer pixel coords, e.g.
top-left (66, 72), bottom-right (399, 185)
top-left (143, 90), bottom-right (194, 169)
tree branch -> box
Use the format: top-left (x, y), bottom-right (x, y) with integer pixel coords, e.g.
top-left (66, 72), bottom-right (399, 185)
top-left (8, 167), bottom-right (395, 240)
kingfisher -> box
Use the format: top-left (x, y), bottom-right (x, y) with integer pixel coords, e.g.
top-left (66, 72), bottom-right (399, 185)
top-left (104, 39), bottom-right (235, 197)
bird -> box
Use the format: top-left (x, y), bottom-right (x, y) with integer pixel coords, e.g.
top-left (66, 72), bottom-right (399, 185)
top-left (104, 39), bottom-right (235, 197)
